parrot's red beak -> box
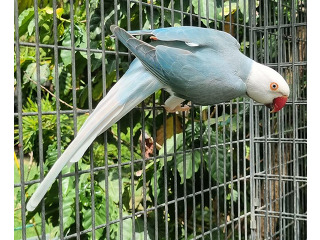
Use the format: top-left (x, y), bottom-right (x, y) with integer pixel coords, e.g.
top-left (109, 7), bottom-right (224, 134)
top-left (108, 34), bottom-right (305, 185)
top-left (266, 96), bottom-right (288, 113)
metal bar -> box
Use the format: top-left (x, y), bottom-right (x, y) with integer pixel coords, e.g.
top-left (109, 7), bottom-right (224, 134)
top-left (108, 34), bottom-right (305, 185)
top-left (141, 102), bottom-right (148, 240)
top-left (277, 3), bottom-right (284, 239)
top-left (68, 1), bottom-right (81, 239)
top-left (14, 0), bottom-right (27, 239)
top-left (129, 110), bottom-right (136, 239)
top-left (160, 0), bottom-right (165, 27)
top-left (15, 41), bottom-right (130, 55)
top-left (207, 106), bottom-right (213, 240)
top-left (52, 0), bottom-right (64, 238)
top-left (32, 1), bottom-right (46, 238)
top-left (99, 1), bottom-right (110, 237)
top-left (14, 99), bottom-right (307, 116)
top-left (222, 103), bottom-right (228, 240)
top-left (162, 95), bottom-right (169, 240)
top-left (173, 113), bottom-right (179, 240)
top-left (152, 95), bottom-right (158, 240)
top-left (182, 109), bottom-right (188, 240)
top-left (215, 104), bottom-right (220, 240)
top-left (84, 0), bottom-right (96, 239)
top-left (113, 1), bottom-right (124, 239)
top-left (249, 1), bottom-right (257, 239)
top-left (191, 105), bottom-right (196, 238)
top-left (199, 106), bottom-right (204, 239)
top-left (263, 2), bottom-right (269, 235)
top-left (290, 1), bottom-right (298, 239)
top-left (229, 104), bottom-right (235, 240)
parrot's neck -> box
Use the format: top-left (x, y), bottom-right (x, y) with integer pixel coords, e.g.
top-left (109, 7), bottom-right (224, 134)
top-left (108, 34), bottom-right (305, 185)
top-left (237, 54), bottom-right (254, 82)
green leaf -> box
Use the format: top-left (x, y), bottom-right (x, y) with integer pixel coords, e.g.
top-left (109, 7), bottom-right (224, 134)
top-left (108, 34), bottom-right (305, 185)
top-left (23, 63), bottom-right (50, 85)
top-left (223, 1), bottom-right (238, 16)
top-left (18, 7), bottom-right (34, 37)
top-left (61, 31), bottom-right (72, 66)
top-left (204, 141), bottom-right (231, 184)
top-left (17, 0), bottom-right (33, 14)
top-left (57, 22), bottom-right (65, 37)
top-left (46, 143), bottom-right (59, 168)
top-left (159, 132), bottom-right (183, 157)
top-left (108, 171), bottom-right (122, 203)
top-left (238, 0), bottom-right (248, 22)
top-left (227, 184), bottom-right (238, 202)
top-left (27, 18), bottom-right (35, 36)
top-left (192, 0), bottom-right (216, 25)
top-left (52, 65), bottom-right (73, 96)
top-left (122, 217), bottom-right (152, 240)
top-left (77, 24), bottom-right (88, 59)
top-left (62, 193), bottom-right (75, 229)
top-left (91, 52), bottom-right (102, 72)
top-left (176, 150), bottom-right (201, 183)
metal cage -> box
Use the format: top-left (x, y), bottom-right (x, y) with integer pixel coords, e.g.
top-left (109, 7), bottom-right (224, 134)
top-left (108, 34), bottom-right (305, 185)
top-left (14, 0), bottom-right (307, 239)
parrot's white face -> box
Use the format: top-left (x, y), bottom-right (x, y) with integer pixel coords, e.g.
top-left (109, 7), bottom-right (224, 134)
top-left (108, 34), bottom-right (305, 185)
top-left (246, 62), bottom-right (290, 112)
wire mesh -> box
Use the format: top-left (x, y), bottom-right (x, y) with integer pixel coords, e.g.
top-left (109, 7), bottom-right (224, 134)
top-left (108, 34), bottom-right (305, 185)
top-left (14, 0), bottom-right (307, 239)
top-left (249, 1), bottom-right (307, 239)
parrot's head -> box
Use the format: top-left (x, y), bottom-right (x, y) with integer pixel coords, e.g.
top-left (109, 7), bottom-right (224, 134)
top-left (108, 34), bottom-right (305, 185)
top-left (246, 62), bottom-right (290, 113)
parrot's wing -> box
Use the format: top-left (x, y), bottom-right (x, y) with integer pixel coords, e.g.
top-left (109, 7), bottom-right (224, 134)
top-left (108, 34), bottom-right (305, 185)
top-left (111, 25), bottom-right (167, 84)
top-left (112, 26), bottom-right (247, 105)
top-left (128, 26), bottom-right (240, 51)
top-left (26, 59), bottom-right (164, 211)
top-left (154, 45), bottom-right (247, 104)
top-left (111, 25), bottom-right (200, 86)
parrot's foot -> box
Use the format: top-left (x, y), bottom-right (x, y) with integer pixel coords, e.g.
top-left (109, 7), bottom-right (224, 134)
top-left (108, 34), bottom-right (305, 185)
top-left (163, 95), bottom-right (188, 113)
top-left (163, 104), bottom-right (190, 113)
top-left (150, 36), bottom-right (158, 41)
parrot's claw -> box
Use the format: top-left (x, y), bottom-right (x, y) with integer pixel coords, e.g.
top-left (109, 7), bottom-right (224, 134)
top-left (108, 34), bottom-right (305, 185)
top-left (150, 36), bottom-right (158, 41)
top-left (163, 104), bottom-right (191, 113)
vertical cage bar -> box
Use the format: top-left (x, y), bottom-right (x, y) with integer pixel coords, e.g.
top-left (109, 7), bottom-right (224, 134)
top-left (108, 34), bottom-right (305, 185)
top-left (199, 106), bottom-right (204, 238)
top-left (141, 102), bottom-right (148, 240)
top-left (222, 103), bottom-right (227, 239)
top-left (277, 1), bottom-right (284, 239)
top-left (32, 1), bottom-right (46, 238)
top-left (69, 1), bottom-right (81, 238)
top-left (85, 0), bottom-right (96, 238)
top-left (248, 1), bottom-right (257, 239)
top-left (182, 110), bottom-right (187, 240)
top-left (191, 105), bottom-right (196, 238)
top-left (290, 1), bottom-right (298, 239)
top-left (173, 113), bottom-right (178, 240)
top-left (215, 105), bottom-right (220, 240)
top-left (162, 93), bottom-right (169, 240)
top-left (207, 106), bottom-right (213, 239)
top-left (52, 0), bottom-right (64, 238)
top-left (99, 0), bottom-right (110, 239)
top-left (14, 0), bottom-right (26, 239)
top-left (152, 96), bottom-right (158, 240)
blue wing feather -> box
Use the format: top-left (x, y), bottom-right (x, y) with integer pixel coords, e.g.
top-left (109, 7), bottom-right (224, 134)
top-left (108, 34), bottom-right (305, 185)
top-left (128, 26), bottom-right (240, 50)
top-left (113, 25), bottom-right (251, 105)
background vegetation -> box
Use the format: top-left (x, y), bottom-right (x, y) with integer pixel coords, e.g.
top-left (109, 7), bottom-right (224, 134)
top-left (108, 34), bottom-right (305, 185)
top-left (14, 0), bottom-right (306, 239)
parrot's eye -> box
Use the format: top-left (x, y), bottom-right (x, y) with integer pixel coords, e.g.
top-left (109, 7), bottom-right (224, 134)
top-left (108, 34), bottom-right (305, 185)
top-left (270, 82), bottom-right (279, 91)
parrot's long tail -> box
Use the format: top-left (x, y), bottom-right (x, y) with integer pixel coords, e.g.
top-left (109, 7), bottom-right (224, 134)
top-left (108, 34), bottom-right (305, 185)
top-left (26, 59), bottom-right (164, 211)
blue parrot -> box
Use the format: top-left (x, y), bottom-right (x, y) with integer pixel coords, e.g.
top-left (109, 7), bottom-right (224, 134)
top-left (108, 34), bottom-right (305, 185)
top-left (26, 26), bottom-right (290, 211)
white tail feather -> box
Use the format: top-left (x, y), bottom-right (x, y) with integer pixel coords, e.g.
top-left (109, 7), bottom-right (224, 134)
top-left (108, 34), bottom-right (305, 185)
top-left (26, 59), bottom-right (164, 211)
